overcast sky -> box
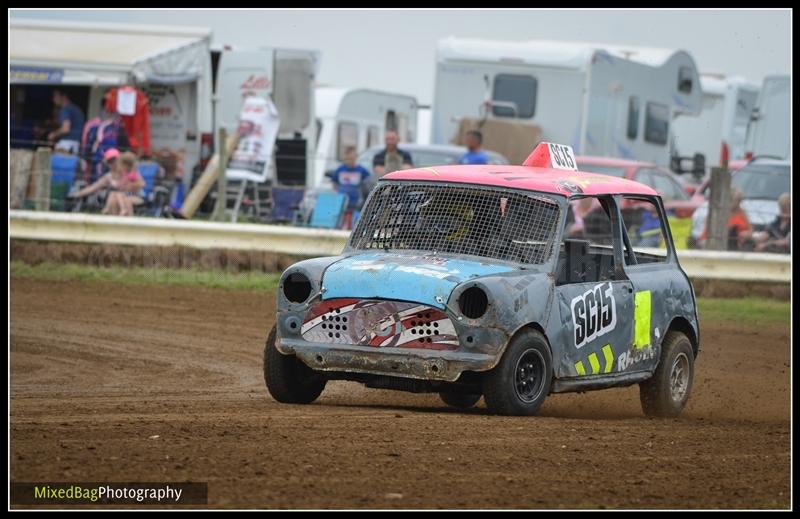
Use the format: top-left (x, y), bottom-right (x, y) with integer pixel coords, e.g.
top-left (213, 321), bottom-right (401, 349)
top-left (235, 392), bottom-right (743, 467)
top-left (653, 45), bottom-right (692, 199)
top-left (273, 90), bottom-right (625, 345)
top-left (11, 9), bottom-right (791, 104)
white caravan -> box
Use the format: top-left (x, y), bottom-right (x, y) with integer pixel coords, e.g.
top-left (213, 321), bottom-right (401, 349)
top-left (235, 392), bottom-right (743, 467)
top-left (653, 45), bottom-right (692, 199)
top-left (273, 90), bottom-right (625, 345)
top-left (312, 87), bottom-right (417, 187)
top-left (431, 37), bottom-right (702, 166)
top-left (671, 73), bottom-right (760, 170)
top-left (745, 74), bottom-right (790, 161)
top-left (9, 19), bottom-right (319, 188)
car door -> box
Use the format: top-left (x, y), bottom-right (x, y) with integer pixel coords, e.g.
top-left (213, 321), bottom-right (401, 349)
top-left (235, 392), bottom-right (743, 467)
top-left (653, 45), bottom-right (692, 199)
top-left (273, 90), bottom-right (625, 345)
top-left (617, 195), bottom-right (685, 374)
top-left (553, 196), bottom-right (635, 379)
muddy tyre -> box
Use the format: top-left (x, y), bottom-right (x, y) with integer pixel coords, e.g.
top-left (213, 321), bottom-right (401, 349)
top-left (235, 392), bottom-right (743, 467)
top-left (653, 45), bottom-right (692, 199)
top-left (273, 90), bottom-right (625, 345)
top-left (263, 325), bottom-right (326, 404)
top-left (639, 331), bottom-right (694, 418)
top-left (439, 392), bottom-right (481, 409)
top-left (482, 329), bottom-right (552, 416)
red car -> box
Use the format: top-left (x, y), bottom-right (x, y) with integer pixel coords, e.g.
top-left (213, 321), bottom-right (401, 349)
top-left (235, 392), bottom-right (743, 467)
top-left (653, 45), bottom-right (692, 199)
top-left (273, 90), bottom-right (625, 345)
top-left (576, 156), bottom-right (704, 218)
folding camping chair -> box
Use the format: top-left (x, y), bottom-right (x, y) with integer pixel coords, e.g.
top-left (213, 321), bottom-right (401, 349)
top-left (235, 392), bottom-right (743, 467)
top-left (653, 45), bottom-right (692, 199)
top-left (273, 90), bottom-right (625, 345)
top-left (135, 160), bottom-right (172, 217)
top-left (308, 192), bottom-right (348, 229)
top-left (270, 186), bottom-right (305, 224)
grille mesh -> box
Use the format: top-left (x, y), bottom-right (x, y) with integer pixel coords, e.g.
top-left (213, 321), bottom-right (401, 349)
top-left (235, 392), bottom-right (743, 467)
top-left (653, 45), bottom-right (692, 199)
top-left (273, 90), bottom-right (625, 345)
top-left (350, 182), bottom-right (562, 264)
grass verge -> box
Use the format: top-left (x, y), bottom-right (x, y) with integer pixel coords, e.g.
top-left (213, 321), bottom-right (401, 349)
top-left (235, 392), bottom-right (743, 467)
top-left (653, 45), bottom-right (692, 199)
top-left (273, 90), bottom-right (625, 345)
top-left (10, 261), bottom-right (281, 292)
top-left (696, 296), bottom-right (789, 325)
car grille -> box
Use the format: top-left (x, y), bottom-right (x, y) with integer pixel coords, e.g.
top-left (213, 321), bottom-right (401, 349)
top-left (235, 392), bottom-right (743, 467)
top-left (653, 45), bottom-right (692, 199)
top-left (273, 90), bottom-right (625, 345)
top-left (302, 298), bottom-right (459, 350)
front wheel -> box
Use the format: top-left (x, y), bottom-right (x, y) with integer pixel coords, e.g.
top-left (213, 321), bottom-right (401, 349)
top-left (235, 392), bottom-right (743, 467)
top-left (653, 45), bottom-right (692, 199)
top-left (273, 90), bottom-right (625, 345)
top-left (263, 325), bottom-right (326, 404)
top-left (482, 329), bottom-right (553, 416)
top-left (639, 331), bottom-right (694, 417)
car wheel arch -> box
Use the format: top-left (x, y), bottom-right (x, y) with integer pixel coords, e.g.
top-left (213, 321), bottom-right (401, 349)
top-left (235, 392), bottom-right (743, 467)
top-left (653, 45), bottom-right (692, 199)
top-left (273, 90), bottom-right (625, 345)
top-left (498, 322), bottom-right (554, 367)
top-left (665, 316), bottom-right (698, 357)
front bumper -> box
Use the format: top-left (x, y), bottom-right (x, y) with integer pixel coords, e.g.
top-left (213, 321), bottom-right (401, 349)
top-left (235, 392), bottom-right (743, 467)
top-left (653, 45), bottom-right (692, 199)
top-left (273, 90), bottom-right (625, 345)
top-left (276, 336), bottom-right (497, 382)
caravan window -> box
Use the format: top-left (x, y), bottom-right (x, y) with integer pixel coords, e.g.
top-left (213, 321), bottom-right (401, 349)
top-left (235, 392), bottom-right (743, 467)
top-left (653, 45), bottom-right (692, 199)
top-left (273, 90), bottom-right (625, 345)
top-left (627, 96), bottom-right (640, 140)
top-left (644, 102), bottom-right (669, 146)
top-left (337, 122), bottom-right (358, 160)
top-left (367, 126), bottom-right (380, 148)
top-left (678, 66), bottom-right (693, 94)
top-left (492, 74), bottom-right (537, 118)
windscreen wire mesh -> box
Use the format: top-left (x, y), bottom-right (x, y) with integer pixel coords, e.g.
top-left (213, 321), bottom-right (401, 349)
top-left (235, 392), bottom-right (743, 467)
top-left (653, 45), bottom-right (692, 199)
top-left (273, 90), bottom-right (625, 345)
top-left (350, 182), bottom-right (562, 264)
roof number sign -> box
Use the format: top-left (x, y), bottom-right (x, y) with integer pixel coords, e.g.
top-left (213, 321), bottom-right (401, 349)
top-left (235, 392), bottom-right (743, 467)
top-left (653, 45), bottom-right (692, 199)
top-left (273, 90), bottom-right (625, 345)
top-left (547, 143), bottom-right (577, 171)
top-left (522, 142), bottom-right (578, 171)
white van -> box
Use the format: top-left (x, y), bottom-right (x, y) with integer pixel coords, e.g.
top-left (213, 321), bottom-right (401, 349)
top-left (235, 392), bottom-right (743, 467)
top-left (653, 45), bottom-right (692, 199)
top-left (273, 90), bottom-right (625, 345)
top-left (431, 37), bottom-right (703, 166)
top-left (744, 74), bottom-right (790, 161)
top-left (312, 87), bottom-right (417, 187)
top-left (671, 73), bottom-right (760, 171)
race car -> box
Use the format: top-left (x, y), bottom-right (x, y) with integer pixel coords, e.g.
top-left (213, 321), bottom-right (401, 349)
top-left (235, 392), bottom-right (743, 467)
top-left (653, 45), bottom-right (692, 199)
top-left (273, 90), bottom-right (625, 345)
top-left (264, 142), bottom-right (699, 417)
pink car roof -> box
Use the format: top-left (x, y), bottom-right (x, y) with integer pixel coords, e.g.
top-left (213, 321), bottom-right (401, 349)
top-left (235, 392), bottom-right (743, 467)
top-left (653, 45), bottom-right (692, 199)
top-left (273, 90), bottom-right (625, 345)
top-left (384, 164), bottom-right (658, 197)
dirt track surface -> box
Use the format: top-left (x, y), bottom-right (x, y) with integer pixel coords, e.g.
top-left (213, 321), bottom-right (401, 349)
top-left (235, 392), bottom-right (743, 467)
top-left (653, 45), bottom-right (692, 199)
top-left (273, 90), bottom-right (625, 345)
top-left (10, 278), bottom-right (790, 509)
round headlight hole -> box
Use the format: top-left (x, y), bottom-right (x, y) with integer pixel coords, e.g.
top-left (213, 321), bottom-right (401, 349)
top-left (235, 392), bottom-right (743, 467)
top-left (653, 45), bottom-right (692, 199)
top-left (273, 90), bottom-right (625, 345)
top-left (458, 286), bottom-right (488, 319)
top-left (283, 272), bottom-right (312, 303)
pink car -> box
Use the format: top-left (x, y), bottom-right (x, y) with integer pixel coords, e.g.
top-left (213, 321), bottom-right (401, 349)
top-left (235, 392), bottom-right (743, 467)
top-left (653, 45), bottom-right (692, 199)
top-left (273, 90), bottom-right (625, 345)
top-left (576, 156), bottom-right (705, 218)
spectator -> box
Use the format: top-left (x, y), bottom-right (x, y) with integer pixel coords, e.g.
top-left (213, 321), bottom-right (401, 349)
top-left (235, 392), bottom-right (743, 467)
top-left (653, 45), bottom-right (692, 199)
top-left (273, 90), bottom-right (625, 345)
top-left (636, 206), bottom-right (663, 247)
top-left (373, 130), bottom-right (413, 176)
top-left (458, 130), bottom-right (489, 165)
top-left (701, 188), bottom-right (752, 250)
top-left (48, 89), bottom-right (85, 154)
top-left (332, 147), bottom-right (371, 208)
top-left (754, 193), bottom-right (791, 253)
top-left (115, 151), bottom-right (146, 216)
top-left (332, 147), bottom-right (371, 229)
top-left (70, 150), bottom-right (144, 216)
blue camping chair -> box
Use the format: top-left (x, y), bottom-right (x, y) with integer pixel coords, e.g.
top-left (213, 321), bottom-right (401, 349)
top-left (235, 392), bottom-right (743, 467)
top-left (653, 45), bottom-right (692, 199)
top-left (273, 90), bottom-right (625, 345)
top-left (271, 186), bottom-right (305, 223)
top-left (309, 192), bottom-right (348, 229)
top-left (50, 153), bottom-right (80, 211)
top-left (137, 161), bottom-right (162, 199)
top-left (135, 161), bottom-right (172, 217)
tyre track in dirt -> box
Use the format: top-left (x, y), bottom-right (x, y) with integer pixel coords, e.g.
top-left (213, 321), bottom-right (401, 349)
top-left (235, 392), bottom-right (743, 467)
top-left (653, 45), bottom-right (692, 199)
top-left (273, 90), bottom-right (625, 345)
top-left (10, 278), bottom-right (790, 509)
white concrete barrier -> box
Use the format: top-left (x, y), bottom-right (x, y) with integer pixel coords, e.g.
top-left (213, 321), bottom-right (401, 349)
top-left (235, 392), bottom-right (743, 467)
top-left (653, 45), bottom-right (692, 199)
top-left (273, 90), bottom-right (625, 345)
top-left (10, 210), bottom-right (791, 283)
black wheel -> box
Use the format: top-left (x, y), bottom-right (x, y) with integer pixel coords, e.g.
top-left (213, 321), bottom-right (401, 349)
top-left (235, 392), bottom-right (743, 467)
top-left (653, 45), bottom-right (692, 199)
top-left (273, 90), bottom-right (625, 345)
top-left (263, 325), bottom-right (326, 404)
top-left (482, 329), bottom-right (552, 416)
top-left (439, 392), bottom-right (481, 409)
top-left (639, 331), bottom-right (694, 418)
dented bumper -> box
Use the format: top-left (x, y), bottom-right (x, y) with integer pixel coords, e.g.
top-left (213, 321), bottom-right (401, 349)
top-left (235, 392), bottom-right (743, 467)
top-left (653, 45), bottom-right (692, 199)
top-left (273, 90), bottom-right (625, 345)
top-left (276, 336), bottom-right (497, 382)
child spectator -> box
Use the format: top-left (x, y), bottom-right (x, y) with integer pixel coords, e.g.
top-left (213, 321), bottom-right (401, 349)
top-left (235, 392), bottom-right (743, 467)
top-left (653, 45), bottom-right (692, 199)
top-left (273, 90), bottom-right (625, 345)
top-left (70, 150), bottom-right (144, 216)
top-left (332, 146), bottom-right (371, 228)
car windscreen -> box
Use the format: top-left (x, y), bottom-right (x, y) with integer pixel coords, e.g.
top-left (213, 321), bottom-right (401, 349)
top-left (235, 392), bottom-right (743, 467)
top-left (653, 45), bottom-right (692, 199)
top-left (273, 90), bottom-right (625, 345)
top-left (350, 182), bottom-right (563, 265)
top-left (732, 164), bottom-right (790, 200)
top-left (575, 164), bottom-right (627, 177)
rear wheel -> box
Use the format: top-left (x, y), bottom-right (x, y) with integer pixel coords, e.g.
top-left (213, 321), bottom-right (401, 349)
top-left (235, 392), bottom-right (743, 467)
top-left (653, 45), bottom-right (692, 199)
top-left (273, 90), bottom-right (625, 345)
top-left (639, 331), bottom-right (694, 417)
top-left (263, 325), bottom-right (326, 404)
top-left (482, 329), bottom-right (552, 416)
top-left (439, 392), bottom-right (481, 409)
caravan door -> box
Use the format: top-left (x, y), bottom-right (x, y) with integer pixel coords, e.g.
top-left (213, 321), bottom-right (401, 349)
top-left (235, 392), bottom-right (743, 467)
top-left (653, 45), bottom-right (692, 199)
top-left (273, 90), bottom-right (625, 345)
top-left (215, 49), bottom-right (274, 134)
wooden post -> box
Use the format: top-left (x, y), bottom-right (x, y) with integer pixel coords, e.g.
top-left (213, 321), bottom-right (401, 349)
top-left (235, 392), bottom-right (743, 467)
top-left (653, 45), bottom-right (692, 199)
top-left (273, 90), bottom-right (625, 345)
top-left (33, 147), bottom-right (52, 212)
top-left (179, 132), bottom-right (239, 219)
top-left (706, 166), bottom-right (732, 250)
top-left (10, 149), bottom-right (34, 209)
top-left (212, 127), bottom-right (229, 221)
